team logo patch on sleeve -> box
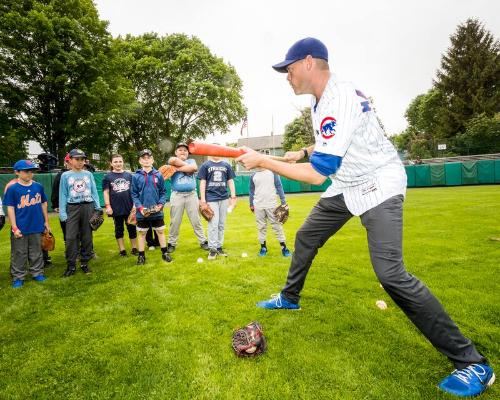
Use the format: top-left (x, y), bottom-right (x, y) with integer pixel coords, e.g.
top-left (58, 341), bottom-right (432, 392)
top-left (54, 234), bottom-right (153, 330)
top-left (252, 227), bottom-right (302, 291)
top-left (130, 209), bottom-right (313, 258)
top-left (320, 116), bottom-right (337, 139)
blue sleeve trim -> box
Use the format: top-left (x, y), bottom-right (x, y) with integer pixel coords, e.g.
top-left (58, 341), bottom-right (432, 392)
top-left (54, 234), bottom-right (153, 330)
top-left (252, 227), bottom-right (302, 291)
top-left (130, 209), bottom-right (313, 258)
top-left (310, 152), bottom-right (342, 176)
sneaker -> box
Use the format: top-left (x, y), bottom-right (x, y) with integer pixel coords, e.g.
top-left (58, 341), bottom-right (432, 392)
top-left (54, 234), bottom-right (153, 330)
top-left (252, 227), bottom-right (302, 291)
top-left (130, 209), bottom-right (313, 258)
top-left (200, 241), bottom-right (209, 251)
top-left (438, 363), bottom-right (495, 397)
top-left (256, 293), bottom-right (301, 310)
top-left (33, 274), bottom-right (47, 282)
top-left (137, 255), bottom-right (146, 265)
top-left (131, 248), bottom-right (139, 256)
top-left (81, 264), bottom-right (92, 274)
top-left (259, 247), bottom-right (268, 257)
top-left (208, 250), bottom-right (218, 260)
top-left (148, 246), bottom-right (156, 251)
top-left (282, 248), bottom-right (292, 257)
top-left (44, 256), bottom-right (53, 267)
top-left (119, 250), bottom-right (127, 257)
top-left (166, 244), bottom-right (176, 253)
top-left (217, 248), bottom-right (228, 257)
top-left (62, 268), bottom-right (76, 277)
top-left (11, 279), bottom-right (24, 288)
top-left (162, 252), bottom-right (172, 263)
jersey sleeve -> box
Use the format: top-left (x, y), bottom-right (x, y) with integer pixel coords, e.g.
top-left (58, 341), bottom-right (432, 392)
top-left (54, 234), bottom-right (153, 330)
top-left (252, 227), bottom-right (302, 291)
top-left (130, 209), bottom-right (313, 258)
top-left (197, 163), bottom-right (207, 180)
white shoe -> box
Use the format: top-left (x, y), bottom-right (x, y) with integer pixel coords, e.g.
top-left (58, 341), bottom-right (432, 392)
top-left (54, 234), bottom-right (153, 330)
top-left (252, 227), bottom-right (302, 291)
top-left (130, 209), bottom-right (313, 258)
top-left (148, 246), bottom-right (155, 251)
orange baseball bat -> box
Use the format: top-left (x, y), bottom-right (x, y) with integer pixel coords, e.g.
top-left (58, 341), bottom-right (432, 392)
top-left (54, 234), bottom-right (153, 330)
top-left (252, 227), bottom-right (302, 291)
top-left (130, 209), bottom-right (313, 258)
top-left (188, 142), bottom-right (289, 162)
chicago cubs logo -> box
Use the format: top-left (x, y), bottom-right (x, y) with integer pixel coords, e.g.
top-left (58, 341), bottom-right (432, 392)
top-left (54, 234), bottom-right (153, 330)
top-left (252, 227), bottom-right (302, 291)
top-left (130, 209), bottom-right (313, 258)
top-left (320, 116), bottom-right (337, 139)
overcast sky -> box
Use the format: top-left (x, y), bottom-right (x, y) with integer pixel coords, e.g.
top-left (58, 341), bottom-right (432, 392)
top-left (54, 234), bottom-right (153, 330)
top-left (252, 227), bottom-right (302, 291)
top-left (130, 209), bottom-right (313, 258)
top-left (94, 0), bottom-right (499, 144)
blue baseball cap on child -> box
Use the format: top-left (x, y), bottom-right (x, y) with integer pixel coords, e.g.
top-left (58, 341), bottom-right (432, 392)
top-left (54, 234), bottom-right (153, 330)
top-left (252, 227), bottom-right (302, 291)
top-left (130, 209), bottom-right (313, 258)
top-left (272, 37), bottom-right (328, 73)
top-left (69, 148), bottom-right (87, 158)
top-left (13, 160), bottom-right (39, 171)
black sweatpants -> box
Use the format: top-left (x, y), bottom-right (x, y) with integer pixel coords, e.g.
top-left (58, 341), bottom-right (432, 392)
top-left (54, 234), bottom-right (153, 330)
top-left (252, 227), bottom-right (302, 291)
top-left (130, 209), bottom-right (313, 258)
top-left (282, 194), bottom-right (485, 369)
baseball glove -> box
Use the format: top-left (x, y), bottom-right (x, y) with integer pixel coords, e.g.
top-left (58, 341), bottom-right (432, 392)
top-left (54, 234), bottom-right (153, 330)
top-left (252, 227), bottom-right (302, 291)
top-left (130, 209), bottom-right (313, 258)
top-left (127, 208), bottom-right (137, 225)
top-left (232, 321), bottom-right (267, 358)
top-left (41, 231), bottom-right (55, 252)
top-left (141, 206), bottom-right (158, 218)
top-left (199, 203), bottom-right (214, 221)
top-left (89, 209), bottom-right (104, 231)
top-left (159, 164), bottom-right (178, 180)
top-left (274, 204), bottom-right (289, 224)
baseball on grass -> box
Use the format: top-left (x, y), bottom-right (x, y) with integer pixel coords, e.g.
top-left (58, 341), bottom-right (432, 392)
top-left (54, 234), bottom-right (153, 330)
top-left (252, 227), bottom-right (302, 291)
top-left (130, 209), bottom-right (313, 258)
top-left (245, 346), bottom-right (257, 354)
top-left (241, 252), bottom-right (248, 258)
top-left (376, 300), bottom-right (388, 310)
top-left (196, 257), bottom-right (204, 263)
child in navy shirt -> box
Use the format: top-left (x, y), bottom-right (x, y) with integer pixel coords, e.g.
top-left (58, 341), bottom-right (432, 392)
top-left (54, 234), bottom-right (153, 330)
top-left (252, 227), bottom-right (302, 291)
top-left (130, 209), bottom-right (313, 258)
top-left (197, 155), bottom-right (236, 259)
top-left (4, 160), bottom-right (50, 288)
top-left (102, 154), bottom-right (138, 257)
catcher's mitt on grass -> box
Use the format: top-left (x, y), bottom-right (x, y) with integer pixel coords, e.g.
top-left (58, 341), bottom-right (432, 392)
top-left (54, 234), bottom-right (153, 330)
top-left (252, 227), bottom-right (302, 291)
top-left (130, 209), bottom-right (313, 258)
top-left (199, 203), bottom-right (214, 221)
top-left (232, 321), bottom-right (267, 357)
top-left (274, 204), bottom-right (289, 224)
top-left (159, 164), bottom-right (178, 180)
top-left (89, 209), bottom-right (104, 231)
top-left (127, 208), bottom-right (137, 225)
top-left (41, 231), bottom-right (55, 251)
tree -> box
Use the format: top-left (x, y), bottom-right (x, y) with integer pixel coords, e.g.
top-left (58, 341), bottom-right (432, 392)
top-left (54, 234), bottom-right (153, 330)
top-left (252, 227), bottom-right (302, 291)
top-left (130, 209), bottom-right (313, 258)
top-left (454, 113), bottom-right (500, 155)
top-left (112, 33), bottom-right (246, 163)
top-left (282, 108), bottom-right (313, 152)
top-left (434, 18), bottom-right (499, 139)
top-left (0, 110), bottom-right (27, 166)
top-left (0, 0), bottom-right (135, 162)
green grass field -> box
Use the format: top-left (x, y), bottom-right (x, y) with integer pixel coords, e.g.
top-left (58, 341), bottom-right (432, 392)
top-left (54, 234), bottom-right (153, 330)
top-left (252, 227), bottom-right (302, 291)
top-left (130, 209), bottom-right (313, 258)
top-left (0, 185), bottom-right (499, 399)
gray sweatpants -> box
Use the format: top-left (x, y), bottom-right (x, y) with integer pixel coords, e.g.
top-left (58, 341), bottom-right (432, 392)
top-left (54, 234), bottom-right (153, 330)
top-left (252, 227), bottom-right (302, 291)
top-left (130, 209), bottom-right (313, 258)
top-left (282, 194), bottom-right (485, 369)
top-left (168, 191), bottom-right (206, 246)
top-left (65, 202), bottom-right (94, 267)
top-left (207, 199), bottom-right (228, 250)
top-left (10, 233), bottom-right (44, 280)
top-left (255, 207), bottom-right (285, 244)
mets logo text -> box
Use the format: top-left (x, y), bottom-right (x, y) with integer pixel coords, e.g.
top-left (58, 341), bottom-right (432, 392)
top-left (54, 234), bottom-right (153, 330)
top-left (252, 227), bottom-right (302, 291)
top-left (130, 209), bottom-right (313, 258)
top-left (320, 117), bottom-right (337, 139)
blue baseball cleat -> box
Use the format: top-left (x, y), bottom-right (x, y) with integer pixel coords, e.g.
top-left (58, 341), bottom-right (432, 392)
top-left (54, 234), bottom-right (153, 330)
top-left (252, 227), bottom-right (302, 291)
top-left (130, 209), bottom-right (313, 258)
top-left (256, 293), bottom-right (301, 310)
top-left (438, 363), bottom-right (495, 397)
top-left (33, 274), bottom-right (47, 282)
top-left (282, 248), bottom-right (291, 257)
top-left (12, 279), bottom-right (24, 288)
top-left (258, 247), bottom-right (268, 257)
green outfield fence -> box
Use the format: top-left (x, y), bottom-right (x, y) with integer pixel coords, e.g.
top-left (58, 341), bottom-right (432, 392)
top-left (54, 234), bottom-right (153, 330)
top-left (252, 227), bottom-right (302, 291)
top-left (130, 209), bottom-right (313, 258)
top-left (1, 160), bottom-right (499, 212)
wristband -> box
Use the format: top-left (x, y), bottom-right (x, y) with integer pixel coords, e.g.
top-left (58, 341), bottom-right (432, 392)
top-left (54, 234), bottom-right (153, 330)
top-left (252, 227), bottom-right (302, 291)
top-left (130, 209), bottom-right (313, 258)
top-left (302, 148), bottom-right (308, 159)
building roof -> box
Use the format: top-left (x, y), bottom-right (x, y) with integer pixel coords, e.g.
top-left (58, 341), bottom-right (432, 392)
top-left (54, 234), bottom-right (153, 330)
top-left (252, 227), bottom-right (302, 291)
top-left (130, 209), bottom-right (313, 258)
top-left (237, 135), bottom-right (284, 150)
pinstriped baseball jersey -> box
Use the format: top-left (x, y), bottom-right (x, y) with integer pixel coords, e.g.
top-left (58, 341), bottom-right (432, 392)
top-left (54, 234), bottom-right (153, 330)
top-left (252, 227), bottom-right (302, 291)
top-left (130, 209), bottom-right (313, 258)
top-left (311, 74), bottom-right (406, 215)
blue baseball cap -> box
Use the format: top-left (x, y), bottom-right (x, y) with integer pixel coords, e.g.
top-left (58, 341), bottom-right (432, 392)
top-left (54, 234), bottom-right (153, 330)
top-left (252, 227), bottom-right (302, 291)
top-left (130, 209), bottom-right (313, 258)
top-left (69, 148), bottom-right (87, 158)
top-left (13, 159), bottom-right (39, 171)
top-left (272, 37), bottom-right (328, 73)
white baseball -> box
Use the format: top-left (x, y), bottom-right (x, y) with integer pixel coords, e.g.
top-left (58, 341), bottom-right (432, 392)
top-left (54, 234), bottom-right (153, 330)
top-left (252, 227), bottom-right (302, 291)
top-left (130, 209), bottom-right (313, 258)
top-left (197, 257), bottom-right (204, 263)
top-left (227, 206), bottom-right (234, 213)
top-left (376, 300), bottom-right (388, 310)
top-left (245, 346), bottom-right (257, 354)
top-left (241, 252), bottom-right (248, 258)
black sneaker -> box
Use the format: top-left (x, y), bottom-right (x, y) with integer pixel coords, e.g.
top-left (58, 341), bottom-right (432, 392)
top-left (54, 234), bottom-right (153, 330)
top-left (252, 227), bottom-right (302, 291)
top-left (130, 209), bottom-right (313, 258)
top-left (162, 253), bottom-right (172, 263)
top-left (166, 244), bottom-right (176, 253)
top-left (81, 264), bottom-right (92, 274)
top-left (208, 250), bottom-right (218, 260)
top-left (44, 256), bottom-right (53, 267)
top-left (131, 248), bottom-right (139, 256)
top-left (119, 250), bottom-right (127, 257)
top-left (137, 255), bottom-right (146, 265)
top-left (217, 248), bottom-right (228, 257)
top-left (200, 241), bottom-right (209, 251)
top-left (62, 267), bottom-right (76, 277)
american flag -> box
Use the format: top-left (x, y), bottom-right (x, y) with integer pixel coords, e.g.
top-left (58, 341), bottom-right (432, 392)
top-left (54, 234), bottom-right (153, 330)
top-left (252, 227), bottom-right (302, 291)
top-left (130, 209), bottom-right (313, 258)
top-left (240, 116), bottom-right (248, 136)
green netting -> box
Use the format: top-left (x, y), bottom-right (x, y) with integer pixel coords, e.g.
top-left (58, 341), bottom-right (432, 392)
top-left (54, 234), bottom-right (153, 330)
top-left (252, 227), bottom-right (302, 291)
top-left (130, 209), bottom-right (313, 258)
top-left (496, 160), bottom-right (500, 183)
top-left (234, 175), bottom-right (250, 195)
top-left (300, 182), bottom-right (312, 192)
top-left (461, 161), bottom-right (478, 185)
top-left (477, 160), bottom-right (495, 184)
top-left (404, 166), bottom-right (416, 187)
top-left (445, 163), bottom-right (462, 186)
top-left (430, 164), bottom-right (446, 186)
top-left (415, 165), bottom-right (431, 187)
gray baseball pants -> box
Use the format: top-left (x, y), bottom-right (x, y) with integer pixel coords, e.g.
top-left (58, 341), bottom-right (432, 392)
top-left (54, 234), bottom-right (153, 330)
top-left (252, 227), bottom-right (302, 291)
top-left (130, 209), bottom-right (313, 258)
top-left (207, 199), bottom-right (228, 250)
top-left (10, 233), bottom-right (44, 280)
top-left (168, 191), bottom-right (206, 246)
top-left (282, 194), bottom-right (485, 369)
top-left (255, 207), bottom-right (285, 243)
top-left (65, 202), bottom-right (94, 267)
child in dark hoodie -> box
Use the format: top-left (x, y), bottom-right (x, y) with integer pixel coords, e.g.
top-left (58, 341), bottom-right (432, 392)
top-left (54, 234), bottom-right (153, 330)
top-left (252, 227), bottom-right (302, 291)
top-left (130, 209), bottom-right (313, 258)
top-left (131, 149), bottom-right (171, 265)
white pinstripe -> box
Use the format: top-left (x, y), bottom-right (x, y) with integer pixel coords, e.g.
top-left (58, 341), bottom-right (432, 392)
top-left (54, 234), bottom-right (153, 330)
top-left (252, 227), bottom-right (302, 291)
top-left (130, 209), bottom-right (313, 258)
top-left (311, 74), bottom-right (406, 215)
